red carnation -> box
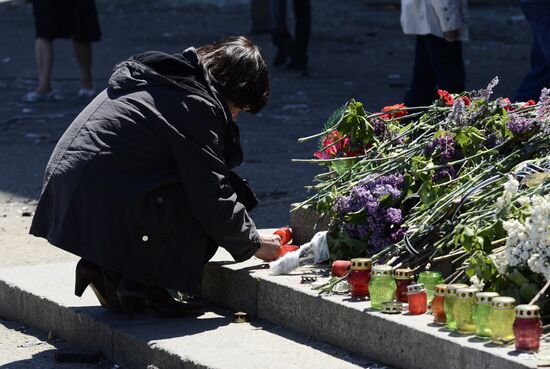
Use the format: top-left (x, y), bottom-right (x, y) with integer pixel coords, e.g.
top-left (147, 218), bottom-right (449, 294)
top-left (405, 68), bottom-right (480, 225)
top-left (437, 90), bottom-right (454, 106)
top-left (380, 103), bottom-right (408, 120)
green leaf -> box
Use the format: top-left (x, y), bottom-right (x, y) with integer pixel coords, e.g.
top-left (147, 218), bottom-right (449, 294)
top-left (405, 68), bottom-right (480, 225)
top-left (343, 210), bottom-right (368, 225)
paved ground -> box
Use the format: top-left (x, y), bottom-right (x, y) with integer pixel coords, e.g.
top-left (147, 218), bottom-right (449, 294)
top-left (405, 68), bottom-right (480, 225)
top-left (0, 0), bottom-right (535, 367)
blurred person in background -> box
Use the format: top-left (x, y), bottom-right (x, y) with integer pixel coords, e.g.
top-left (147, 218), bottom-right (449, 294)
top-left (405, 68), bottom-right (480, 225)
top-left (23, 0), bottom-right (101, 102)
top-left (401, 0), bottom-right (468, 107)
top-left (271, 0), bottom-right (311, 72)
top-left (513, 0), bottom-right (550, 102)
top-left (29, 36), bottom-right (280, 318)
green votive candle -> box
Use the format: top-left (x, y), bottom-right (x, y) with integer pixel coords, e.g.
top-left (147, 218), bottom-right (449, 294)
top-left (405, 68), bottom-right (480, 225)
top-left (444, 284), bottom-right (468, 330)
top-left (489, 297), bottom-right (516, 345)
top-left (369, 265), bottom-right (396, 310)
top-left (417, 271), bottom-right (444, 303)
top-left (473, 292), bottom-right (499, 339)
top-left (454, 287), bottom-right (479, 334)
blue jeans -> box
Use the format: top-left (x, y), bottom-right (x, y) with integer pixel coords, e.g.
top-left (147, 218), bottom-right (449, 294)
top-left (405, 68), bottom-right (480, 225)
top-left (514, 0), bottom-right (550, 102)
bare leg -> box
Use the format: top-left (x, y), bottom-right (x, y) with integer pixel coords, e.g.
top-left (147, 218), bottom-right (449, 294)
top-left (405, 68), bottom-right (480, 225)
top-left (35, 38), bottom-right (53, 93)
top-left (73, 41), bottom-right (93, 89)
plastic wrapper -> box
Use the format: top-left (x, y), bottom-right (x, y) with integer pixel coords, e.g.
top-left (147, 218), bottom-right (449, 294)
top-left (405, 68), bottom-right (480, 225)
top-left (269, 231), bottom-right (329, 275)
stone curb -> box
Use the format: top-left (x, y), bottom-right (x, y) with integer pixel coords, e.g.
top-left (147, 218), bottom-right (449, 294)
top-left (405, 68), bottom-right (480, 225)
top-left (0, 262), bottom-right (375, 369)
top-left (201, 232), bottom-right (541, 369)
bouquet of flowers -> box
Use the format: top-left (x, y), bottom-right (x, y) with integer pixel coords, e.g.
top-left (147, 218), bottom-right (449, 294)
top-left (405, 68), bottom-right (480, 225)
top-left (293, 79), bottom-right (550, 304)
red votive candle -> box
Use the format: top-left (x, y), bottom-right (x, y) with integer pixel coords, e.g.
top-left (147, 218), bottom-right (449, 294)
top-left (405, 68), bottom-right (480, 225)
top-left (347, 258), bottom-right (372, 298)
top-left (407, 283), bottom-right (428, 315)
top-left (432, 284), bottom-right (447, 325)
top-left (514, 305), bottom-right (543, 352)
top-left (394, 268), bottom-right (414, 303)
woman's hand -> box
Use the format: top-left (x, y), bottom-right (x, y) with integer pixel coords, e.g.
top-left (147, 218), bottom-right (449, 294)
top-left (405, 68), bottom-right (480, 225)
top-left (254, 234), bottom-right (281, 261)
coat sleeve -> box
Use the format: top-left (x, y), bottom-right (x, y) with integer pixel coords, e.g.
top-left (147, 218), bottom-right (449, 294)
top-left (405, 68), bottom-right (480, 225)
top-left (151, 96), bottom-right (262, 262)
top-left (429, 0), bottom-right (462, 33)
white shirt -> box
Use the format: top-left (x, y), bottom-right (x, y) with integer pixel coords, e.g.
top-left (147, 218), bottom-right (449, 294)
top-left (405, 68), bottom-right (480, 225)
top-left (401, 0), bottom-right (469, 41)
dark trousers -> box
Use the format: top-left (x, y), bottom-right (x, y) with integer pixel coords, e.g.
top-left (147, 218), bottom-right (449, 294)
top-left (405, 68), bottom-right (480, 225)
top-left (405, 35), bottom-right (465, 107)
top-left (514, 1), bottom-right (550, 102)
top-left (271, 0), bottom-right (311, 66)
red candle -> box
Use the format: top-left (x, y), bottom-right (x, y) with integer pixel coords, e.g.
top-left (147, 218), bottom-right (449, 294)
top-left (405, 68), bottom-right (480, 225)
top-left (394, 268), bottom-right (414, 303)
top-left (432, 284), bottom-right (447, 324)
top-left (514, 305), bottom-right (543, 352)
top-left (407, 283), bottom-right (428, 315)
top-left (347, 258), bottom-right (372, 298)
top-left (273, 226), bottom-right (293, 245)
top-left (331, 260), bottom-right (352, 277)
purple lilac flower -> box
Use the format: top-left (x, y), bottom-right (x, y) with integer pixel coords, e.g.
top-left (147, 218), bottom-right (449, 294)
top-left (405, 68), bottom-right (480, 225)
top-left (537, 88), bottom-right (550, 135)
top-left (373, 119), bottom-right (387, 137)
top-left (474, 77), bottom-right (499, 101)
top-left (446, 99), bottom-right (466, 127)
top-left (385, 207), bottom-right (403, 225)
top-left (432, 167), bottom-right (457, 182)
top-left (507, 114), bottom-right (533, 136)
top-left (336, 174), bottom-right (405, 254)
top-left (424, 134), bottom-right (459, 163)
top-left (485, 133), bottom-right (503, 148)
top-left (390, 228), bottom-right (406, 242)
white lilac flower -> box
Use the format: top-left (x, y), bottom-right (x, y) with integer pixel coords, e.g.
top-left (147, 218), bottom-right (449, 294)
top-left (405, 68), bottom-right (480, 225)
top-left (501, 194), bottom-right (550, 279)
top-left (497, 175), bottom-right (520, 209)
top-left (470, 275), bottom-right (485, 290)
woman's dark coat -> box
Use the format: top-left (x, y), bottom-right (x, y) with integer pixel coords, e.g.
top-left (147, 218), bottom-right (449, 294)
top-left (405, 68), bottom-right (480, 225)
top-left (29, 48), bottom-right (262, 292)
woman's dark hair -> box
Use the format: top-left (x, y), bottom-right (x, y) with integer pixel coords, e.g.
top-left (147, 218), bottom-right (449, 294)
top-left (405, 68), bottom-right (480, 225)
top-left (197, 36), bottom-right (269, 114)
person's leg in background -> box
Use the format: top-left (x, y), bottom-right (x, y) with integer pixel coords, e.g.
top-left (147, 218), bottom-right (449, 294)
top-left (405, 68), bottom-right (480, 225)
top-left (287, 0), bottom-right (311, 70)
top-left (424, 34), bottom-right (465, 95)
top-left (271, 0), bottom-right (293, 67)
top-left (35, 38), bottom-right (54, 94)
top-left (73, 41), bottom-right (95, 97)
top-left (405, 35), bottom-right (438, 107)
top-left (513, 1), bottom-right (550, 102)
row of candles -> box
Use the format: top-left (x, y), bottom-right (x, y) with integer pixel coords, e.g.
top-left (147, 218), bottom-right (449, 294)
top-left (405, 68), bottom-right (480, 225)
top-left (341, 258), bottom-right (543, 352)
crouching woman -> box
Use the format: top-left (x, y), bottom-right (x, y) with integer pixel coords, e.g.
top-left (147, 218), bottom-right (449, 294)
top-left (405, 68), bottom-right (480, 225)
top-left (30, 36), bottom-right (280, 318)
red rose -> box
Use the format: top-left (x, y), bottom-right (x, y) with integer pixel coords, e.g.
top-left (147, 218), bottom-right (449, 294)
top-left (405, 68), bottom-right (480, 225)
top-left (438, 90), bottom-right (454, 106)
top-left (461, 96), bottom-right (471, 106)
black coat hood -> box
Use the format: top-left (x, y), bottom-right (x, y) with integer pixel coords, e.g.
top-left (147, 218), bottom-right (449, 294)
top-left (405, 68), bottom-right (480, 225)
top-left (109, 48), bottom-right (231, 123)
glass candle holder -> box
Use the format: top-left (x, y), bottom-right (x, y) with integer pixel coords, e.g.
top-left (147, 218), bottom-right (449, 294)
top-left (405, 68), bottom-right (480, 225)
top-left (395, 268), bottom-right (414, 303)
top-left (432, 284), bottom-right (447, 325)
top-left (473, 292), bottom-right (499, 339)
top-left (514, 304), bottom-right (542, 352)
top-left (407, 283), bottom-right (428, 315)
top-left (444, 283), bottom-right (468, 331)
top-left (417, 271), bottom-right (444, 303)
top-left (380, 301), bottom-right (403, 315)
top-left (454, 287), bottom-right (479, 334)
top-left (347, 258), bottom-right (372, 298)
top-left (489, 297), bottom-right (516, 345)
top-left (369, 265), bottom-right (396, 310)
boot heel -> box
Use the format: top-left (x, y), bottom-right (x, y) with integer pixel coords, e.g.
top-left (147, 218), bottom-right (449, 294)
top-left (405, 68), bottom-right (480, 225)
top-left (118, 296), bottom-right (142, 319)
top-left (74, 272), bottom-right (90, 297)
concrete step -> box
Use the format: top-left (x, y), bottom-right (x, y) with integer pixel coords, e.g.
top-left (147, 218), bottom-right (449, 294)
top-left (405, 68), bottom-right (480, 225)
top-left (0, 262), bottom-right (386, 369)
top-left (201, 247), bottom-right (550, 369)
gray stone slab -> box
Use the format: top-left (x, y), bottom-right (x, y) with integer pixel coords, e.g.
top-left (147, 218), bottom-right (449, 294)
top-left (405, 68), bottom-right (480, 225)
top-left (200, 246), bottom-right (544, 369)
top-left (0, 262), bottom-right (375, 369)
top-left (289, 204), bottom-right (329, 246)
